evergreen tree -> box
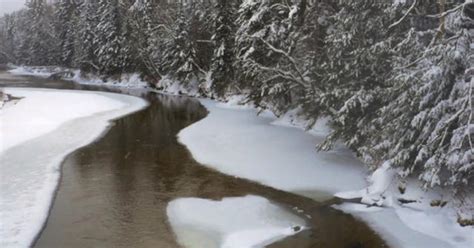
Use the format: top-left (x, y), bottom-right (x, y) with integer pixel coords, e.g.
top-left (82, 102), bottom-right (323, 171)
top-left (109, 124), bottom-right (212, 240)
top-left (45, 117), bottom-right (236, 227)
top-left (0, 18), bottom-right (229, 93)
top-left (160, 5), bottom-right (202, 83)
top-left (131, 0), bottom-right (161, 76)
top-left (210, 0), bottom-right (236, 97)
top-left (76, 0), bottom-right (100, 71)
top-left (96, 0), bottom-right (125, 75)
top-left (235, 0), bottom-right (308, 113)
top-left (316, 1), bottom-right (405, 153)
top-left (368, 1), bottom-right (473, 187)
top-left (55, 0), bottom-right (80, 67)
top-left (24, 0), bottom-right (55, 65)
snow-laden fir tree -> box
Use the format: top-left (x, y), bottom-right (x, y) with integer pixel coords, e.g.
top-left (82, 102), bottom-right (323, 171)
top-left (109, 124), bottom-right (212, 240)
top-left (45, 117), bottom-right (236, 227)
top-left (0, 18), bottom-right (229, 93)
top-left (367, 1), bottom-right (473, 188)
top-left (0, 14), bottom-right (16, 64)
top-left (235, 0), bottom-right (308, 114)
top-left (22, 0), bottom-right (56, 65)
top-left (96, 0), bottom-right (125, 75)
top-left (316, 1), bottom-right (405, 153)
top-left (54, 0), bottom-right (80, 67)
top-left (129, 0), bottom-right (162, 77)
top-left (160, 5), bottom-right (203, 84)
top-left (77, 0), bottom-right (100, 71)
top-left (209, 0), bottom-right (237, 97)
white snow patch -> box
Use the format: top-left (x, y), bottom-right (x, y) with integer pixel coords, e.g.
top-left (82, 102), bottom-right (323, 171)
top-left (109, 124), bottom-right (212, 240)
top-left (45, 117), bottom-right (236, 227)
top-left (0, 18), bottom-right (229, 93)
top-left (336, 162), bottom-right (396, 207)
top-left (0, 88), bottom-right (148, 248)
top-left (270, 107), bottom-right (332, 136)
top-left (155, 76), bottom-right (200, 96)
top-left (215, 95), bottom-right (253, 110)
top-left (8, 66), bottom-right (58, 78)
top-left (167, 195), bottom-right (305, 248)
top-left (69, 70), bottom-right (149, 89)
top-left (178, 99), bottom-right (368, 199)
top-left (334, 203), bottom-right (454, 248)
top-left (335, 165), bottom-right (474, 248)
top-left (8, 66), bottom-right (149, 89)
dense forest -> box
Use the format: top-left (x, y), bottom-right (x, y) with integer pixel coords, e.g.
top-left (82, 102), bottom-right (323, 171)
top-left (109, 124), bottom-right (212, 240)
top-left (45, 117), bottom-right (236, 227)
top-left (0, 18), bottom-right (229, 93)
top-left (0, 0), bottom-right (473, 191)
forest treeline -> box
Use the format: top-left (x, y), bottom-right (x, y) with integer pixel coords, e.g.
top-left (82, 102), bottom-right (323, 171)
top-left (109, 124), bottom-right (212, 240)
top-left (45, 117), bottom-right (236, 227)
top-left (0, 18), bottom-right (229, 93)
top-left (0, 0), bottom-right (473, 190)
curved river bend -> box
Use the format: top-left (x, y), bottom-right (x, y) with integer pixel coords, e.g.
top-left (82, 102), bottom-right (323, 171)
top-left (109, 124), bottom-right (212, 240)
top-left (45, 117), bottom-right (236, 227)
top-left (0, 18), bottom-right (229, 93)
top-left (0, 71), bottom-right (388, 248)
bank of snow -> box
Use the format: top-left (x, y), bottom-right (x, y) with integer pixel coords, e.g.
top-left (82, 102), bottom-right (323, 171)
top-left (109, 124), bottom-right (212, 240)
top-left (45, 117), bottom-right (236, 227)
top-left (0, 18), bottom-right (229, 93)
top-left (0, 88), bottom-right (148, 248)
top-left (167, 195), bottom-right (305, 248)
top-left (69, 70), bottom-right (149, 89)
top-left (8, 66), bottom-right (58, 78)
top-left (8, 66), bottom-right (149, 89)
top-left (335, 165), bottom-right (474, 248)
top-left (177, 98), bottom-right (473, 248)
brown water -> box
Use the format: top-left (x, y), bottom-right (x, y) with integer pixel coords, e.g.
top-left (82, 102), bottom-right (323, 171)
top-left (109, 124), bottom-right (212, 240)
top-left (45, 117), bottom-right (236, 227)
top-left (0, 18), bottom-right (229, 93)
top-left (0, 72), bottom-right (388, 248)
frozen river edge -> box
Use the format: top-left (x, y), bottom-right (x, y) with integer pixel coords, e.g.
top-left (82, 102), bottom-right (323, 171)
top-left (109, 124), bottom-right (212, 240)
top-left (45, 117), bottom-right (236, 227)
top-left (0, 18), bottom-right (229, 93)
top-left (0, 88), bottom-right (148, 248)
top-left (177, 99), bottom-right (472, 248)
top-left (5, 68), bottom-right (473, 248)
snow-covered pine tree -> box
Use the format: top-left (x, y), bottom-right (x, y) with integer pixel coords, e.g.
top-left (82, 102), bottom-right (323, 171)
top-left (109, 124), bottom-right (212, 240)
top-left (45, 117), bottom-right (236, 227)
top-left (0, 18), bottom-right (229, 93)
top-left (8, 10), bottom-right (30, 65)
top-left (55, 0), bottom-right (80, 67)
top-left (96, 0), bottom-right (125, 75)
top-left (76, 0), bottom-right (99, 71)
top-left (209, 0), bottom-right (237, 97)
top-left (368, 1), bottom-right (473, 188)
top-left (160, 4), bottom-right (203, 84)
top-left (23, 0), bottom-right (56, 65)
top-left (128, 0), bottom-right (162, 76)
top-left (235, 0), bottom-right (308, 114)
top-left (316, 1), bottom-right (405, 153)
top-left (119, 0), bottom-right (140, 73)
top-left (0, 14), bottom-right (17, 64)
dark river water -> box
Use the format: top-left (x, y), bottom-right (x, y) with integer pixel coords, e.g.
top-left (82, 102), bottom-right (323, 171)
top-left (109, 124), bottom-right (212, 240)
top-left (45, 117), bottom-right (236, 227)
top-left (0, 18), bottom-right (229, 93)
top-left (0, 71), bottom-right (388, 248)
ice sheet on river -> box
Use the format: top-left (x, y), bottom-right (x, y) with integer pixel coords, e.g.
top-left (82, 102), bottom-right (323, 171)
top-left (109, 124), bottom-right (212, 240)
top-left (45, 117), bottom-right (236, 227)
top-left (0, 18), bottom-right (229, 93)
top-left (178, 99), bottom-right (368, 198)
top-left (167, 195), bottom-right (305, 248)
top-left (0, 88), bottom-right (147, 248)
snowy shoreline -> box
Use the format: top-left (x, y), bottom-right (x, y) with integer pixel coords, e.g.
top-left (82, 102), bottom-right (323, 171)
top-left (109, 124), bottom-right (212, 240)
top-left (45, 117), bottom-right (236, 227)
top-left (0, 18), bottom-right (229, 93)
top-left (0, 87), bottom-right (148, 248)
top-left (6, 67), bottom-right (474, 248)
top-left (178, 98), bottom-right (473, 248)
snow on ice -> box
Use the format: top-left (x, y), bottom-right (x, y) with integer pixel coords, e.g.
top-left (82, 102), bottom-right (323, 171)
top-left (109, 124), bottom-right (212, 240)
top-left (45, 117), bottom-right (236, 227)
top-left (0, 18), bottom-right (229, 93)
top-left (167, 195), bottom-right (305, 248)
top-left (178, 99), bottom-right (369, 199)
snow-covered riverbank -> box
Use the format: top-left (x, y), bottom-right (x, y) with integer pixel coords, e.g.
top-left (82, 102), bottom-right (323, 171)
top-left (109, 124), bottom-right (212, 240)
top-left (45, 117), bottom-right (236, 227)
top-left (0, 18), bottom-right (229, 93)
top-left (6, 67), bottom-right (473, 248)
top-left (0, 87), bottom-right (147, 248)
top-left (177, 98), bottom-right (473, 248)
top-left (8, 65), bottom-right (149, 89)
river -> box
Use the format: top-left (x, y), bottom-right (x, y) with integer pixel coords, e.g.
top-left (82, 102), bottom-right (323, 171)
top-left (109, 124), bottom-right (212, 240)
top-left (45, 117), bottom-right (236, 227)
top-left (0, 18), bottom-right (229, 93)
top-left (0, 71), bottom-right (387, 248)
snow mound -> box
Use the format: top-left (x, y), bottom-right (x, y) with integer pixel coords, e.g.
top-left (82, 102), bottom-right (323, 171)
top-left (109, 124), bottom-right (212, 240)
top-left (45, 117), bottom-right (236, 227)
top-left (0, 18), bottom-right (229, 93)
top-left (336, 162), bottom-right (396, 207)
top-left (0, 88), bottom-right (148, 248)
top-left (167, 195), bottom-right (305, 248)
